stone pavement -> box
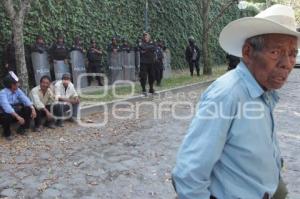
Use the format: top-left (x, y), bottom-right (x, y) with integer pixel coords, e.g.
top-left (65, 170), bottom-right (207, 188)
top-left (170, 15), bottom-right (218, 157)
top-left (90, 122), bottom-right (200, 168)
top-left (275, 69), bottom-right (300, 199)
top-left (0, 69), bottom-right (299, 199)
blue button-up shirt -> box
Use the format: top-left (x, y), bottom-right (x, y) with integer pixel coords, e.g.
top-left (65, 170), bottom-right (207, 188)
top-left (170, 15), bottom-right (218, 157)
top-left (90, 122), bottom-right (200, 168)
top-left (0, 88), bottom-right (32, 114)
top-left (172, 62), bottom-right (281, 199)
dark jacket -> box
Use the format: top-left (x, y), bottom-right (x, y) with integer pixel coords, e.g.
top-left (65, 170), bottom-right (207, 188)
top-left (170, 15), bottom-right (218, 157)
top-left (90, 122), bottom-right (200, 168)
top-left (49, 43), bottom-right (68, 60)
top-left (70, 45), bottom-right (84, 54)
top-left (87, 47), bottom-right (102, 63)
top-left (107, 43), bottom-right (120, 52)
top-left (154, 46), bottom-right (164, 65)
top-left (185, 44), bottom-right (200, 63)
top-left (31, 43), bottom-right (48, 54)
top-left (139, 41), bottom-right (156, 64)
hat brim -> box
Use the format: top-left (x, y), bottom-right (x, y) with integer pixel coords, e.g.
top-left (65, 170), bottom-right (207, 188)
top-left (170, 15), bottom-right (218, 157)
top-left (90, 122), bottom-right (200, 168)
top-left (219, 17), bottom-right (300, 57)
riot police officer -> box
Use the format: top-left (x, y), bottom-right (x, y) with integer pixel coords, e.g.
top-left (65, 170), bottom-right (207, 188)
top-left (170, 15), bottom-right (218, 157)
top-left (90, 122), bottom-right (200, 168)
top-left (49, 34), bottom-right (69, 80)
top-left (185, 36), bottom-right (200, 76)
top-left (120, 38), bottom-right (131, 52)
top-left (31, 35), bottom-right (48, 53)
top-left (70, 36), bottom-right (84, 53)
top-left (87, 39), bottom-right (103, 86)
top-left (139, 32), bottom-right (156, 95)
top-left (107, 36), bottom-right (120, 53)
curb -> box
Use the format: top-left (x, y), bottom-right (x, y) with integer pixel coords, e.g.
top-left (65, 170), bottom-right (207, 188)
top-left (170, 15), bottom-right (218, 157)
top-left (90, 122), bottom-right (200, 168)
top-left (79, 79), bottom-right (215, 117)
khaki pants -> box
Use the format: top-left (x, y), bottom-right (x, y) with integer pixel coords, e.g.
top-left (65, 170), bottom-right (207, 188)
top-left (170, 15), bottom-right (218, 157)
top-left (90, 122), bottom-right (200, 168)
top-left (273, 177), bottom-right (288, 199)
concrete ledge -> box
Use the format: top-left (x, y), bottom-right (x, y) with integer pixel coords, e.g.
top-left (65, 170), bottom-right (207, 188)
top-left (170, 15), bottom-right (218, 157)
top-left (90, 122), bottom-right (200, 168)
top-left (80, 79), bottom-right (215, 117)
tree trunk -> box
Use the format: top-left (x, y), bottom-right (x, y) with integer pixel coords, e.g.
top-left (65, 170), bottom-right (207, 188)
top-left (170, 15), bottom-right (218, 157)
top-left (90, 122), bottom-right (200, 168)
top-left (13, 21), bottom-right (29, 93)
top-left (202, 31), bottom-right (212, 75)
top-left (2, 0), bottom-right (32, 93)
top-left (201, 1), bottom-right (212, 75)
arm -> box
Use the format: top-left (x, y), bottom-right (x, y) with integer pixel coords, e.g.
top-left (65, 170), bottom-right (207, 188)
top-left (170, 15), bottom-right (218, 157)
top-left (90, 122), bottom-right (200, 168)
top-left (185, 47), bottom-right (190, 62)
top-left (196, 46), bottom-right (201, 61)
top-left (0, 90), bottom-right (25, 123)
top-left (172, 94), bottom-right (236, 199)
top-left (17, 89), bottom-right (36, 118)
top-left (93, 48), bottom-right (103, 54)
top-left (30, 88), bottom-right (45, 110)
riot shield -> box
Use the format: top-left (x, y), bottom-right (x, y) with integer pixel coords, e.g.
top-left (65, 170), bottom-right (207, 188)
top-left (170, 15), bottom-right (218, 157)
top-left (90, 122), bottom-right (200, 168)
top-left (70, 50), bottom-right (88, 89)
top-left (122, 51), bottom-right (136, 81)
top-left (31, 52), bottom-right (51, 85)
top-left (163, 49), bottom-right (172, 78)
top-left (53, 60), bottom-right (70, 80)
top-left (108, 51), bottom-right (123, 84)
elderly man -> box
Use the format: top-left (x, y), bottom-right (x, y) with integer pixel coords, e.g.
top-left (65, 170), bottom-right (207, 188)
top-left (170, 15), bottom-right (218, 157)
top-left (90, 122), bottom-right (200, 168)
top-left (54, 73), bottom-right (80, 126)
top-left (30, 75), bottom-right (59, 131)
top-left (172, 4), bottom-right (299, 199)
top-left (0, 72), bottom-right (36, 140)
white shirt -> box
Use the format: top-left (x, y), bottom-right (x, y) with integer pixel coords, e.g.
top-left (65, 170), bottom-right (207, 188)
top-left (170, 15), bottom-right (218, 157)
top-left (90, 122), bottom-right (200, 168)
top-left (30, 85), bottom-right (56, 110)
top-left (54, 80), bottom-right (78, 100)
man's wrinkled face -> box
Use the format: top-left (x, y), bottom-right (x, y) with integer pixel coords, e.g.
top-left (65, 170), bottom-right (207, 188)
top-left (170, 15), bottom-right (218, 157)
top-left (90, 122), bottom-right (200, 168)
top-left (40, 78), bottom-right (50, 91)
top-left (243, 34), bottom-right (298, 90)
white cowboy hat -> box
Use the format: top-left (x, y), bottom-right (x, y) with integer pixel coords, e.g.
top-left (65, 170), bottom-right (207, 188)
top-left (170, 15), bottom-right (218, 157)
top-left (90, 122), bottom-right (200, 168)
top-left (219, 4), bottom-right (300, 57)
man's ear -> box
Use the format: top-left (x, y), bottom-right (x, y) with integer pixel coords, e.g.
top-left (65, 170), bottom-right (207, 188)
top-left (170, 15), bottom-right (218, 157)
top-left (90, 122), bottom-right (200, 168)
top-left (242, 42), bottom-right (252, 65)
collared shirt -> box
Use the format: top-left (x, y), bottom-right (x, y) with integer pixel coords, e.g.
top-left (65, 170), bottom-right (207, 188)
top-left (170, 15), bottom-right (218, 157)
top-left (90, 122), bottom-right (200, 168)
top-left (54, 80), bottom-right (78, 100)
top-left (0, 88), bottom-right (33, 114)
top-left (29, 85), bottom-right (56, 110)
top-left (172, 62), bottom-right (281, 199)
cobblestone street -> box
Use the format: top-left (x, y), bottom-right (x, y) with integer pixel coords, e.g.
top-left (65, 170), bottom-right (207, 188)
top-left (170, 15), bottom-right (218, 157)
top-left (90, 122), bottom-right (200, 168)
top-left (0, 69), bottom-right (299, 199)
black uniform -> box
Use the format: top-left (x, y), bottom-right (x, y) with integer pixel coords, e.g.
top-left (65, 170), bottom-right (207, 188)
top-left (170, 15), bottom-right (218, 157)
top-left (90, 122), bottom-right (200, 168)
top-left (139, 40), bottom-right (156, 93)
top-left (107, 43), bottom-right (120, 53)
top-left (49, 42), bottom-right (69, 80)
top-left (87, 47), bottom-right (103, 85)
top-left (120, 41), bottom-right (131, 53)
top-left (185, 43), bottom-right (200, 76)
top-left (31, 43), bottom-right (48, 54)
top-left (154, 45), bottom-right (164, 86)
top-left (49, 43), bottom-right (68, 61)
top-left (70, 44), bottom-right (84, 53)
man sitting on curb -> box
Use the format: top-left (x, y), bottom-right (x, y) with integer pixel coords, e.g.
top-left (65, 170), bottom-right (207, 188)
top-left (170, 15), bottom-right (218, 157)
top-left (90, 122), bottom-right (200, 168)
top-left (0, 72), bottom-right (37, 140)
top-left (54, 73), bottom-right (80, 126)
top-left (30, 75), bottom-right (61, 131)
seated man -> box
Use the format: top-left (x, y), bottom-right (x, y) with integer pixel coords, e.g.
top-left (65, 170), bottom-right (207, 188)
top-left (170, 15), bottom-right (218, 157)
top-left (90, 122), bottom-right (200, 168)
top-left (54, 73), bottom-right (80, 126)
top-left (30, 75), bottom-right (60, 131)
top-left (0, 72), bottom-right (36, 140)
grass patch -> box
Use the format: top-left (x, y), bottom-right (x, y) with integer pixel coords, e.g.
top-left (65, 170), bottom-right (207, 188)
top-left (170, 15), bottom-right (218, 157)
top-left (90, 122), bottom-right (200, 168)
top-left (80, 65), bottom-right (227, 103)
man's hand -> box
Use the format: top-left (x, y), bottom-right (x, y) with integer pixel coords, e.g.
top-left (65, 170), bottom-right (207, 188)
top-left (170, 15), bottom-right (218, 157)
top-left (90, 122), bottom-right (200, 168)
top-left (44, 108), bottom-right (53, 120)
top-left (16, 116), bottom-right (25, 125)
top-left (5, 63), bottom-right (9, 68)
top-left (70, 97), bottom-right (80, 104)
top-left (31, 107), bottom-right (37, 119)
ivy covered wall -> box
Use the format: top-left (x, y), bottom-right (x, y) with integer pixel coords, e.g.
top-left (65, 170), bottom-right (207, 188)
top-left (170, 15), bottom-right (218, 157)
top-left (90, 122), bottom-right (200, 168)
top-left (0, 0), bottom-right (257, 71)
